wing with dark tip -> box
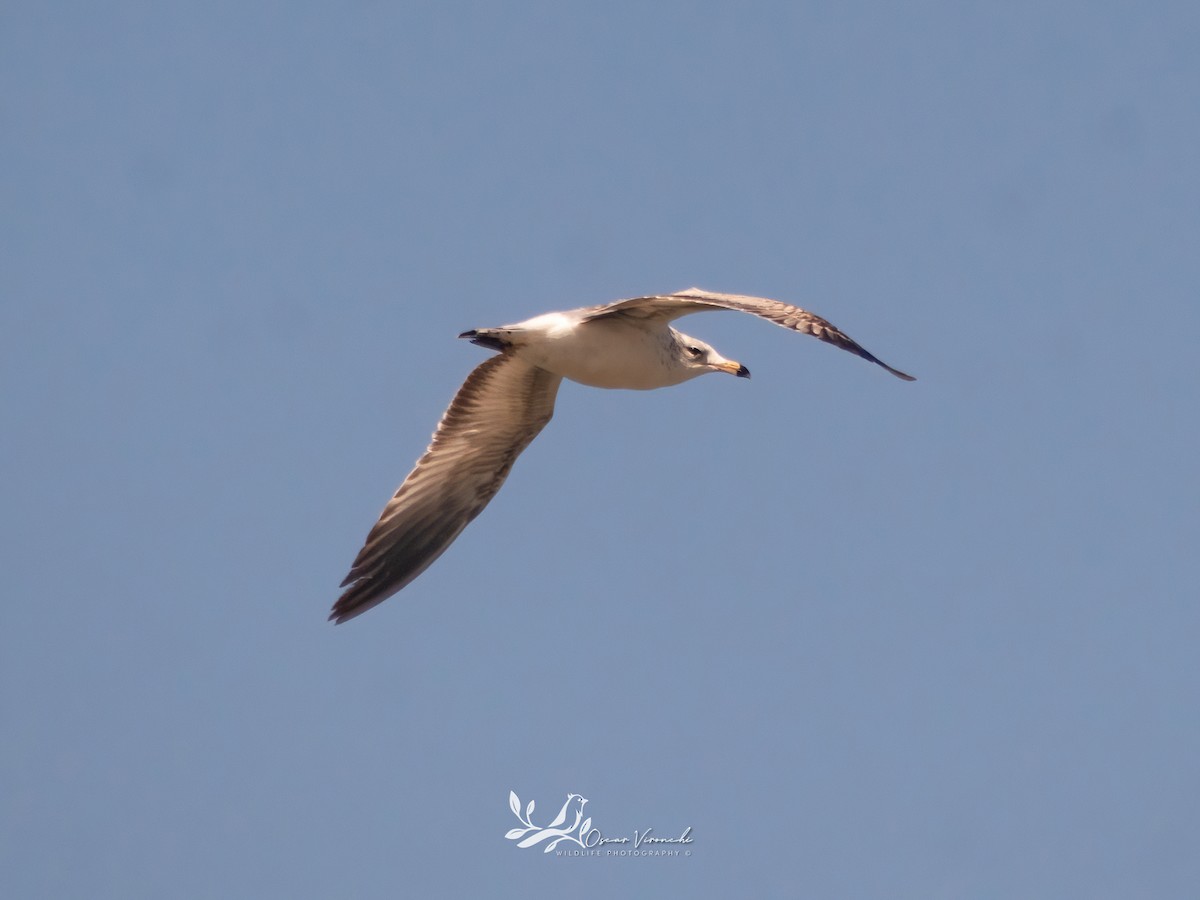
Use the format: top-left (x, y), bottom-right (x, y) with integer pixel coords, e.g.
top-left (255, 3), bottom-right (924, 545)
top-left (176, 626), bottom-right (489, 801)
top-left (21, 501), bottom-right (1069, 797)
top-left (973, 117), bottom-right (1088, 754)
top-left (331, 355), bottom-right (562, 623)
top-left (583, 287), bottom-right (916, 381)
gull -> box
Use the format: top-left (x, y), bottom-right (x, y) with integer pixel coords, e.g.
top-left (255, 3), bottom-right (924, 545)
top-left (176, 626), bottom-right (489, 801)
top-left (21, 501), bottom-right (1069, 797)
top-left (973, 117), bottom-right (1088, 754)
top-left (331, 288), bottom-right (914, 623)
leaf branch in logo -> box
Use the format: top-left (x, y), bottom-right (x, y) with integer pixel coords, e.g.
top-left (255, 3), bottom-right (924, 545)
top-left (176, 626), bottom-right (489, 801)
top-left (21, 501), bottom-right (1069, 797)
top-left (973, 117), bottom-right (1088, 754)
top-left (504, 792), bottom-right (590, 853)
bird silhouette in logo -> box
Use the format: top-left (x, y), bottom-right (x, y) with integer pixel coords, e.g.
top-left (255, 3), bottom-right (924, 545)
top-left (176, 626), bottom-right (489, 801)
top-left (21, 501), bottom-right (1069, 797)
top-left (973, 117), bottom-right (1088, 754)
top-left (505, 791), bottom-right (592, 851)
top-left (545, 793), bottom-right (588, 831)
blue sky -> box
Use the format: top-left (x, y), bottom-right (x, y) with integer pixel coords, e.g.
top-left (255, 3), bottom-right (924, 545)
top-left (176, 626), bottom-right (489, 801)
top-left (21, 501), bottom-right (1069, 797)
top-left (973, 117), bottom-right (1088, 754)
top-left (3, 2), bottom-right (1198, 897)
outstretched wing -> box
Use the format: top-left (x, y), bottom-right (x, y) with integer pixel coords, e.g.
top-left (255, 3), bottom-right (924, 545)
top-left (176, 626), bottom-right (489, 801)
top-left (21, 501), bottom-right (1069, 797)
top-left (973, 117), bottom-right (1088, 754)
top-left (332, 355), bottom-right (562, 623)
top-left (583, 287), bottom-right (915, 381)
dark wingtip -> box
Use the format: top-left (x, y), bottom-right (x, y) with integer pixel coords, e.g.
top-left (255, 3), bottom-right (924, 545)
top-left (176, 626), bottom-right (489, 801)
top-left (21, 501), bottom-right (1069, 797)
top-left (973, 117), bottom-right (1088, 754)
top-left (328, 577), bottom-right (371, 625)
top-left (327, 595), bottom-right (368, 625)
top-left (863, 352), bottom-right (916, 381)
top-left (329, 574), bottom-right (400, 624)
top-left (458, 329), bottom-right (477, 340)
top-left (328, 598), bottom-right (351, 625)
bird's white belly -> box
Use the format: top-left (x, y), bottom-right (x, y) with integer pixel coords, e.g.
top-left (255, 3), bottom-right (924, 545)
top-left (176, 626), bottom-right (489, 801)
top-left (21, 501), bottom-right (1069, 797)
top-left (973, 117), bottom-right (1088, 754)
top-left (515, 319), bottom-right (683, 390)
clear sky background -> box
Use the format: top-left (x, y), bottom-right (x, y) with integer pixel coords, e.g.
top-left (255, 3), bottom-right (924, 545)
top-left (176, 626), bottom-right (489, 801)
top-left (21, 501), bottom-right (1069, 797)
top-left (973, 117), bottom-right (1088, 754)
top-left (3, 2), bottom-right (1198, 897)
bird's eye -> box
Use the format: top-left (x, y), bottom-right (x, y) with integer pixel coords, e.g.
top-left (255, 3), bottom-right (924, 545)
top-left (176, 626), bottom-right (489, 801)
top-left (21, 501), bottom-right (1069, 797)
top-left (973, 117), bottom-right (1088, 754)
top-left (686, 345), bottom-right (704, 359)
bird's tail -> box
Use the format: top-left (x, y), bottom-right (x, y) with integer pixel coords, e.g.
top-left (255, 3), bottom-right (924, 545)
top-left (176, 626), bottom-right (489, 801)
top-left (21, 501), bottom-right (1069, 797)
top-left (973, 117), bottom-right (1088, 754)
top-left (458, 329), bottom-right (511, 352)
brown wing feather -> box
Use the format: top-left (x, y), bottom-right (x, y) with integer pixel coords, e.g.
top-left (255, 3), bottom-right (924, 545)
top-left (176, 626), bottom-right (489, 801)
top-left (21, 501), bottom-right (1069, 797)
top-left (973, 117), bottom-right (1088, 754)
top-left (584, 287), bottom-right (915, 381)
top-left (331, 355), bottom-right (562, 623)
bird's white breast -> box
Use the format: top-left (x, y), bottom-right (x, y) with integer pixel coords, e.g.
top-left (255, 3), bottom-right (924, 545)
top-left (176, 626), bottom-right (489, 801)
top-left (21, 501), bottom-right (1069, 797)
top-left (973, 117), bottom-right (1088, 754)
top-left (510, 316), bottom-right (687, 390)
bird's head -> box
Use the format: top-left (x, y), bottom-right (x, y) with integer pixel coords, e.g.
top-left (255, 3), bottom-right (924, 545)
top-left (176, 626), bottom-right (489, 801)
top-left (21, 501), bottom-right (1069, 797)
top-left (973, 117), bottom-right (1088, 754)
top-left (674, 332), bottom-right (751, 380)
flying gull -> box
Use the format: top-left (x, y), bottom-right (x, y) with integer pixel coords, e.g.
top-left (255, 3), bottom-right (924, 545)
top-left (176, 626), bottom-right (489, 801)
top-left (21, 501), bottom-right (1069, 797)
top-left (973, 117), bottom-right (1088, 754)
top-left (331, 288), bottom-right (914, 623)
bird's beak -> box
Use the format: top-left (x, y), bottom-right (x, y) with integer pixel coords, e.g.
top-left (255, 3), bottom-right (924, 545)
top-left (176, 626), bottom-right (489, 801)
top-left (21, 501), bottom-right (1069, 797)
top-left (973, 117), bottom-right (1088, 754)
top-left (715, 360), bottom-right (751, 378)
